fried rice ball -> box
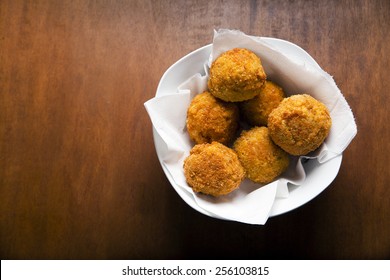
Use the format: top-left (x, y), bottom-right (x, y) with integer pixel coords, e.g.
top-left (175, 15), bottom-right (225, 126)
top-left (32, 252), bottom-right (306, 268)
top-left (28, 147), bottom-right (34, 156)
top-left (233, 127), bottom-right (290, 184)
top-left (268, 94), bottom-right (332, 156)
top-left (240, 81), bottom-right (286, 126)
top-left (183, 142), bottom-right (245, 197)
top-left (186, 91), bottom-right (239, 145)
top-left (208, 48), bottom-right (267, 102)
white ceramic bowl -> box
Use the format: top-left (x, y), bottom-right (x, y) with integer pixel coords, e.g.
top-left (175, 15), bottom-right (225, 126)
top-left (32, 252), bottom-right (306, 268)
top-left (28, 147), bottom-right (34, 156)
top-left (153, 38), bottom-right (342, 218)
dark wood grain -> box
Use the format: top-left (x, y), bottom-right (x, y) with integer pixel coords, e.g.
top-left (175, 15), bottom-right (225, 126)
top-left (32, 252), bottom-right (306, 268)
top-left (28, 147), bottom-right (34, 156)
top-left (1, 0), bottom-right (389, 259)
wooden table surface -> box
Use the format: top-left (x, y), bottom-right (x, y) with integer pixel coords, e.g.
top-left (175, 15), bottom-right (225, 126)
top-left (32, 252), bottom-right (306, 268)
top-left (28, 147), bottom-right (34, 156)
top-left (1, 0), bottom-right (389, 260)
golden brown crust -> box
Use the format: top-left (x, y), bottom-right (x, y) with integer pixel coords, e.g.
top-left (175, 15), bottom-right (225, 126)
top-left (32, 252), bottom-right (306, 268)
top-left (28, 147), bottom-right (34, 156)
top-left (183, 142), bottom-right (245, 196)
top-left (239, 81), bottom-right (285, 126)
top-left (186, 91), bottom-right (239, 145)
top-left (208, 48), bottom-right (267, 102)
top-left (268, 94), bottom-right (332, 155)
top-left (233, 127), bottom-right (290, 184)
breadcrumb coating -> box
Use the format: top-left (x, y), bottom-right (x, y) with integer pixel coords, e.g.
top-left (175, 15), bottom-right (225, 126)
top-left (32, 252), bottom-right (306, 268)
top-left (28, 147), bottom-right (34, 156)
top-left (186, 91), bottom-right (239, 145)
top-left (268, 94), bottom-right (332, 155)
top-left (240, 81), bottom-right (285, 126)
top-left (183, 142), bottom-right (245, 197)
top-left (208, 48), bottom-right (267, 102)
top-left (233, 127), bottom-right (289, 184)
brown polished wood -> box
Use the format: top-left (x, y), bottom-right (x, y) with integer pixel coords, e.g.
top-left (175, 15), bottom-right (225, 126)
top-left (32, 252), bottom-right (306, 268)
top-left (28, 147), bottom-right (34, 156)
top-left (1, 0), bottom-right (389, 259)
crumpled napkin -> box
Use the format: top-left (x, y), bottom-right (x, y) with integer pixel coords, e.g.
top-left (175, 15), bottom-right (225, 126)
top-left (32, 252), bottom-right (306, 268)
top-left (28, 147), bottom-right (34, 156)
top-left (144, 29), bottom-right (357, 225)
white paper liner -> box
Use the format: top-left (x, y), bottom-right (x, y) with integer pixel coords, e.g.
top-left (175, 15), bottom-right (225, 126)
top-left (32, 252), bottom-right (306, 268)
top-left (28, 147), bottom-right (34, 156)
top-left (144, 29), bottom-right (357, 225)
